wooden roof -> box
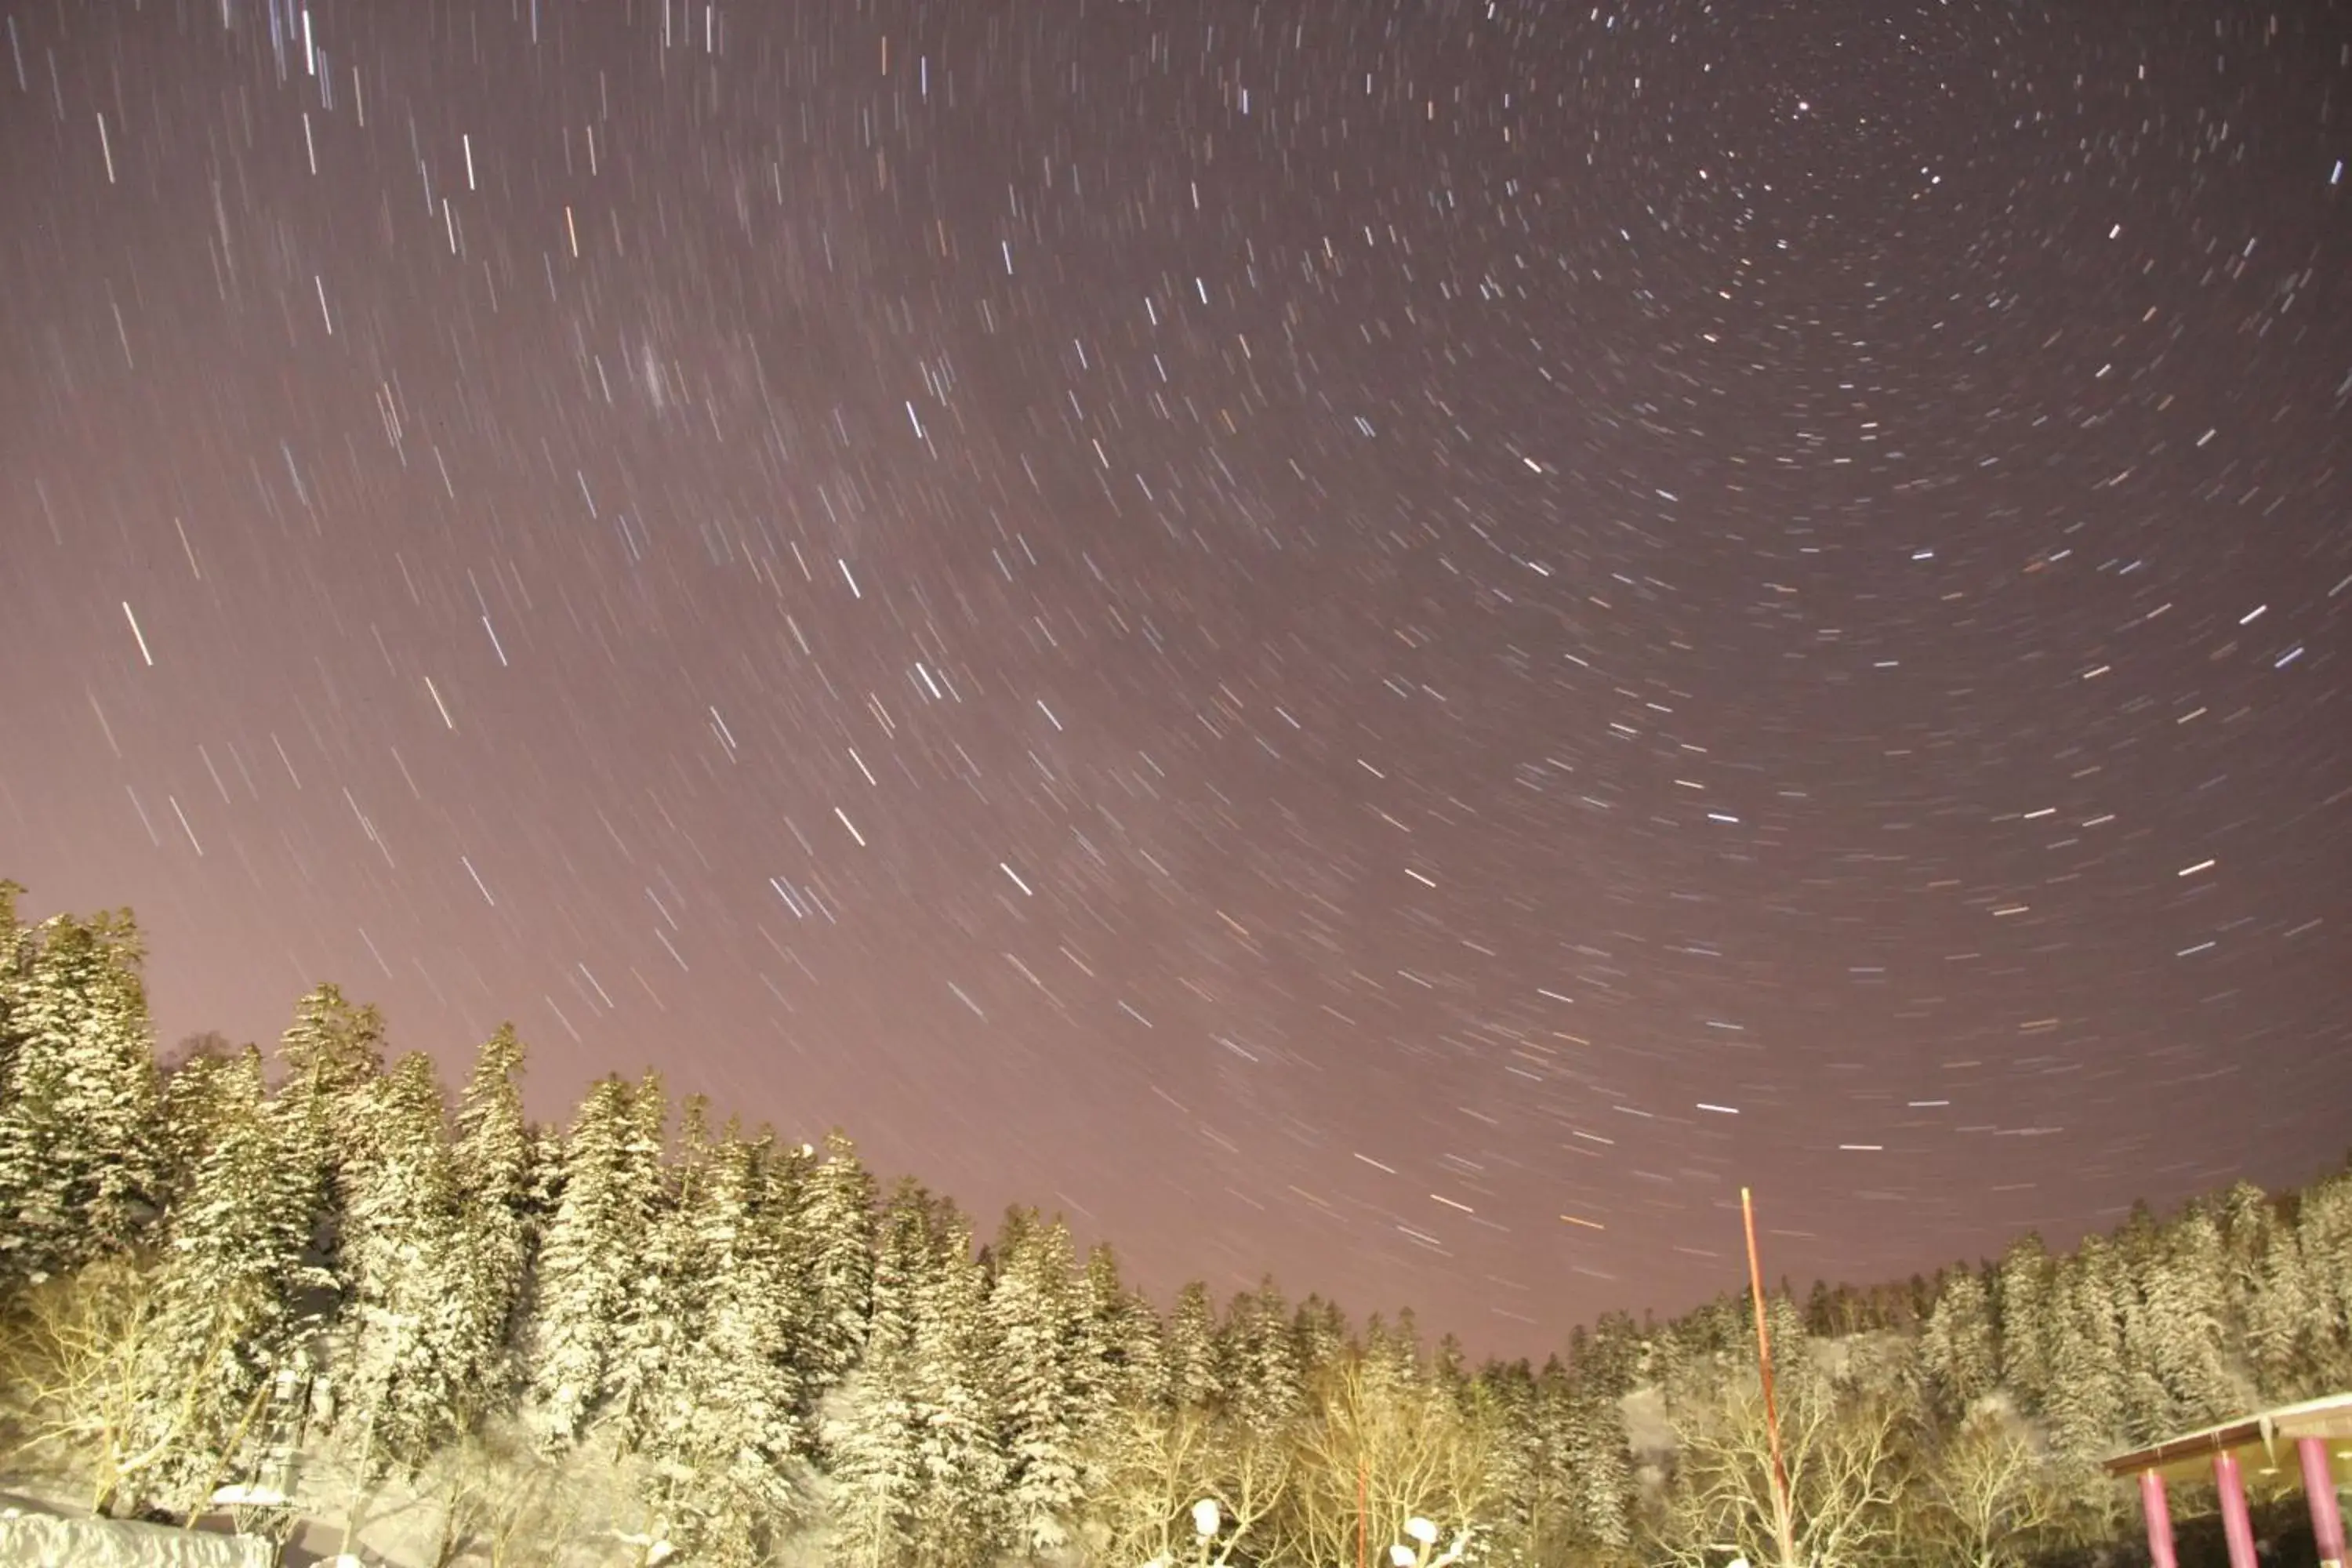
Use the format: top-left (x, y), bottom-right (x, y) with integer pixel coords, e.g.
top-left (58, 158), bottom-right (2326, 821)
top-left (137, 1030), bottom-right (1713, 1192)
top-left (2103, 1392), bottom-right (2352, 1483)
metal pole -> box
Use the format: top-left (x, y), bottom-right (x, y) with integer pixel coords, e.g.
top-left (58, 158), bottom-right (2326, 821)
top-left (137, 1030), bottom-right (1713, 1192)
top-left (2139, 1469), bottom-right (2180, 1568)
top-left (1741, 1187), bottom-right (1798, 1568)
top-left (2215, 1450), bottom-right (2259, 1568)
top-left (2300, 1437), bottom-right (2346, 1568)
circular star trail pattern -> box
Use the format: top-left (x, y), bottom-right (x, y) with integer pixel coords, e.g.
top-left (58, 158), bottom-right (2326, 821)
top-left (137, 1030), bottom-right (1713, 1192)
top-left (2, 0), bottom-right (2348, 1353)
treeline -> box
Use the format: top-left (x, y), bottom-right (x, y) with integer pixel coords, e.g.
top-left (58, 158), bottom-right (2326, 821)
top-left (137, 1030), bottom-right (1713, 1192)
top-left (0, 880), bottom-right (2347, 1567)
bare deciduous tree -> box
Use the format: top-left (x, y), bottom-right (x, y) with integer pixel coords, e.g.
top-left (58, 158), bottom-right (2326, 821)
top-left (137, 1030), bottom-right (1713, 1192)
top-left (1915, 1404), bottom-right (2067, 1568)
top-left (0, 1256), bottom-right (241, 1515)
top-left (1661, 1370), bottom-right (1912, 1568)
top-left (1278, 1357), bottom-right (1496, 1568)
top-left (1091, 1401), bottom-right (1288, 1567)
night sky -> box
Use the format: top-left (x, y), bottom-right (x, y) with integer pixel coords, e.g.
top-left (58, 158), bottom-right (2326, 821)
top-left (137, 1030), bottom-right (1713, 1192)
top-left (3, 0), bottom-right (2349, 1357)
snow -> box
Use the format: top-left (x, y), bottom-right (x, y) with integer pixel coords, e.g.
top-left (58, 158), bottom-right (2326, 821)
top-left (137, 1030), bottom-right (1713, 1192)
top-left (0, 1509), bottom-right (274, 1566)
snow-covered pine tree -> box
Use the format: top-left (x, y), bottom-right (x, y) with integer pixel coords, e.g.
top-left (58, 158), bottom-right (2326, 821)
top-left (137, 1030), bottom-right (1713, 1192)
top-left (654, 1128), bottom-right (802, 1565)
top-left (2245, 1218), bottom-right (2316, 1400)
top-left (1360, 1308), bottom-right (1423, 1399)
top-left (1076, 1243), bottom-right (1161, 1418)
top-left (601, 1077), bottom-right (688, 1456)
top-left (1518, 1355), bottom-right (1576, 1554)
top-left (154, 1034), bottom-right (240, 1211)
top-left (1163, 1280), bottom-right (1221, 1412)
top-left (1432, 1333), bottom-right (1473, 1412)
top-left (527, 1074), bottom-right (639, 1446)
top-left (1291, 1294), bottom-right (1349, 1385)
top-left (988, 1208), bottom-right (1083, 1555)
top-left (0, 909), bottom-right (162, 1288)
top-left (154, 1051), bottom-right (222, 1217)
top-left (272, 984), bottom-right (387, 1304)
top-left (791, 1129), bottom-right (876, 1426)
top-left (2216, 1181), bottom-right (2274, 1294)
top-left (2137, 1207), bottom-right (2238, 1430)
top-left (825, 1178), bottom-right (938, 1568)
top-left (0, 881), bottom-right (31, 1098)
top-left (1469, 1358), bottom-right (1542, 1559)
top-left (1559, 1342), bottom-right (1633, 1553)
top-left (1069, 1241), bottom-right (1157, 1501)
top-left (447, 1023), bottom-right (532, 1428)
top-left (1920, 1267), bottom-right (1998, 1418)
top-left (2042, 1238), bottom-right (2125, 1464)
top-left (132, 1045), bottom-right (313, 1512)
top-left (1221, 1277), bottom-right (1305, 1433)
top-left (909, 1205), bottom-right (1008, 1566)
top-left (2296, 1167), bottom-right (2352, 1380)
top-left (333, 1050), bottom-right (468, 1475)
top-left (1993, 1232), bottom-right (2055, 1414)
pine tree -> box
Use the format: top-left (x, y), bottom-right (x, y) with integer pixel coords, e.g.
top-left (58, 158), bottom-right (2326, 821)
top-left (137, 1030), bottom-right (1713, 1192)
top-left (826, 1178), bottom-right (935, 1568)
top-left (909, 1207), bottom-right (1007, 1565)
top-left (1920, 1267), bottom-right (1998, 1417)
top-left (1164, 1279), bottom-right (1221, 1411)
top-left (1471, 1359), bottom-right (1542, 1558)
top-left (2141, 1209), bottom-right (2238, 1428)
top-left (1292, 1293), bottom-right (1349, 1381)
top-left (1561, 1365), bottom-right (1632, 1551)
top-left (1221, 1277), bottom-right (1305, 1433)
top-left (655, 1129), bottom-right (802, 1563)
top-left (792, 1129), bottom-right (876, 1425)
top-left (527, 1075), bottom-right (640, 1446)
top-left (2043, 1240), bottom-right (2125, 1463)
top-left (333, 1051), bottom-right (467, 1475)
top-left (0, 909), bottom-right (162, 1287)
top-left (2296, 1171), bottom-right (2352, 1377)
top-left (2245, 1221), bottom-right (2316, 1399)
top-left (1070, 1240), bottom-right (1159, 1502)
top-left (447, 1024), bottom-right (532, 1428)
top-left (132, 1045), bottom-right (314, 1511)
top-left (272, 983), bottom-right (387, 1300)
top-left (989, 1209), bottom-right (1083, 1554)
top-left (1076, 1243), bottom-right (1162, 1415)
top-left (154, 1034), bottom-right (239, 1210)
top-left (1362, 1308), bottom-right (1424, 1398)
top-left (0, 882), bottom-right (32, 1101)
top-left (1994, 1233), bottom-right (2055, 1413)
top-left (601, 1076), bottom-right (688, 1456)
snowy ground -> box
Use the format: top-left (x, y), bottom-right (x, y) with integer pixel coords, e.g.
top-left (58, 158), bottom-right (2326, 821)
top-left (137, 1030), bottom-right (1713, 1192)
top-left (2, 1430), bottom-right (668, 1568)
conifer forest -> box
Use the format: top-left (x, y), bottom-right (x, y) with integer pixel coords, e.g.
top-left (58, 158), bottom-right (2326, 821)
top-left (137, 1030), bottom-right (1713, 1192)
top-left (2, 882), bottom-right (2347, 1567)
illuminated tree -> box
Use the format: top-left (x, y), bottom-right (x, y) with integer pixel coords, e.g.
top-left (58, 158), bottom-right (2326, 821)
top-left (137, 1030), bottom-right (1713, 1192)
top-left (909, 1207), bottom-right (1006, 1564)
top-left (0, 911), bottom-right (161, 1288)
top-left (1279, 1354), bottom-right (1497, 1567)
top-left (527, 1075), bottom-right (640, 1446)
top-left (826, 1179), bottom-right (935, 1568)
top-left (1920, 1269), bottom-right (1998, 1418)
top-left (334, 1051), bottom-right (468, 1474)
top-left (1915, 1403), bottom-right (2065, 1568)
top-left (1659, 1366), bottom-right (1911, 1568)
top-left (447, 1024), bottom-right (532, 1428)
top-left (988, 1208), bottom-right (1084, 1554)
top-left (1165, 1280), bottom-right (1221, 1411)
top-left (792, 1129), bottom-right (876, 1422)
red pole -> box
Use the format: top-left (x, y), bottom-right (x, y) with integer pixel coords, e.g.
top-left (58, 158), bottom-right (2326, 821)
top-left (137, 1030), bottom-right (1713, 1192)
top-left (2299, 1437), bottom-right (2345, 1568)
top-left (2140, 1469), bottom-right (2180, 1568)
top-left (1741, 1187), bottom-right (1797, 1568)
top-left (2216, 1450), bottom-right (2258, 1568)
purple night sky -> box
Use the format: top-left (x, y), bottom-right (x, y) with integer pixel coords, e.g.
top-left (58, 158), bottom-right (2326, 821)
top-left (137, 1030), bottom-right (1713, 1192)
top-left (2, 0), bottom-right (2347, 1356)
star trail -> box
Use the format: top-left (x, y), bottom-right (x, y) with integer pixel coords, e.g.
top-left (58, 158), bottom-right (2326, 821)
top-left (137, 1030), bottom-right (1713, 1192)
top-left (2, 0), bottom-right (2347, 1355)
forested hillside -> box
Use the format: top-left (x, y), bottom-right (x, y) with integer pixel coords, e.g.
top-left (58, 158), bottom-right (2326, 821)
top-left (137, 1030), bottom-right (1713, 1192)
top-left (2, 882), bottom-right (2346, 1567)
